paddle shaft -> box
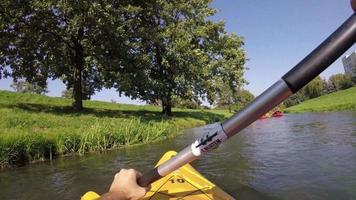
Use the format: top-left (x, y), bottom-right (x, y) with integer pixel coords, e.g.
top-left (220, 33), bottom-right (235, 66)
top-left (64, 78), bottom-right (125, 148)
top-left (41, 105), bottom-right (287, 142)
top-left (138, 12), bottom-right (356, 187)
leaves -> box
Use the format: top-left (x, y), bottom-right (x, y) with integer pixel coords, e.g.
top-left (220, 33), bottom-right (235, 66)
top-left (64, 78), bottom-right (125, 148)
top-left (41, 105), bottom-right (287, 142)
top-left (1, 0), bottom-right (247, 114)
top-left (109, 0), bottom-right (246, 115)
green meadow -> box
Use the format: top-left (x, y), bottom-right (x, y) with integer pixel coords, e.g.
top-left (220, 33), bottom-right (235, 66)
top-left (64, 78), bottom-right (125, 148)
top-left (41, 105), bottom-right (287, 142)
top-left (285, 86), bottom-right (356, 113)
top-left (0, 90), bottom-right (231, 168)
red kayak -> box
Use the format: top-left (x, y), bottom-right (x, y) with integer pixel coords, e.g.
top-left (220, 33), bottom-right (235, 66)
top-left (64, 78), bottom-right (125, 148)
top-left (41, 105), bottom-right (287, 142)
top-left (272, 111), bottom-right (283, 117)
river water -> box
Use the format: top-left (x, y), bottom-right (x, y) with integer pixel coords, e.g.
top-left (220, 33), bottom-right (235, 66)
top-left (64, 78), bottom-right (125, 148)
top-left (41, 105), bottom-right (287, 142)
top-left (0, 112), bottom-right (356, 200)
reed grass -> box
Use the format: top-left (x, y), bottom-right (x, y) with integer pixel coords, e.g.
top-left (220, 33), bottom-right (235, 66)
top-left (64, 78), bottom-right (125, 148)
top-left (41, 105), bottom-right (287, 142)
top-left (0, 90), bottom-right (230, 168)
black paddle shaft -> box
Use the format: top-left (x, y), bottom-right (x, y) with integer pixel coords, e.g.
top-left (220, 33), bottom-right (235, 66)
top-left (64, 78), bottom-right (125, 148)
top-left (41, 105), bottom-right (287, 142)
top-left (282, 13), bottom-right (356, 93)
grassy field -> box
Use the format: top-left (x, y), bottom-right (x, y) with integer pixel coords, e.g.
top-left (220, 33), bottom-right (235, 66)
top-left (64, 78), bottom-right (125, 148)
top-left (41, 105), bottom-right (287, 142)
top-left (0, 90), bottom-right (231, 168)
top-left (285, 86), bottom-right (356, 113)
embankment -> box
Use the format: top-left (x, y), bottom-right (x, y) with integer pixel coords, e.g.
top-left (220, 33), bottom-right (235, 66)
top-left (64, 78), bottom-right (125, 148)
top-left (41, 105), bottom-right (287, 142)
top-left (0, 90), bottom-right (230, 168)
top-left (285, 86), bottom-right (356, 113)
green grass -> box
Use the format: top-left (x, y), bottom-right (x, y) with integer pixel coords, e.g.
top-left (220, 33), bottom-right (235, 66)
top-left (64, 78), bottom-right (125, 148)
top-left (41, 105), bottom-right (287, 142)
top-left (0, 90), bottom-right (231, 168)
top-left (285, 86), bottom-right (356, 113)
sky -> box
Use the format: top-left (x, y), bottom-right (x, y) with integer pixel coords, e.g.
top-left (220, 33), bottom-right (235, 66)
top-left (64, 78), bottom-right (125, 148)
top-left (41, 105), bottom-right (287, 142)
top-left (0, 0), bottom-right (355, 104)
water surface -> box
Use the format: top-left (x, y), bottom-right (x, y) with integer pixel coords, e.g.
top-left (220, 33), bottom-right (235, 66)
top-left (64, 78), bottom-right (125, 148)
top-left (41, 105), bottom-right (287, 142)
top-left (0, 112), bottom-right (355, 200)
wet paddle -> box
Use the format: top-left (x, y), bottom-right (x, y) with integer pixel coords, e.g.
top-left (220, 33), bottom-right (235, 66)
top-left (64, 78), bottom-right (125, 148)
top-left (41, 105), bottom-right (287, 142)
top-left (138, 1), bottom-right (356, 187)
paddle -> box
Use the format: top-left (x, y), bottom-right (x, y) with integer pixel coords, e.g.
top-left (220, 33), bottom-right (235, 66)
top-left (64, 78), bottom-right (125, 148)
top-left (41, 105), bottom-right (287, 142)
top-left (138, 1), bottom-right (356, 187)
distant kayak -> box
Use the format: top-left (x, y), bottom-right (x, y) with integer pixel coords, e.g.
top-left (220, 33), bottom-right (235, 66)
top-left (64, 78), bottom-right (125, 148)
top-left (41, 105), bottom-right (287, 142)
top-left (272, 111), bottom-right (283, 117)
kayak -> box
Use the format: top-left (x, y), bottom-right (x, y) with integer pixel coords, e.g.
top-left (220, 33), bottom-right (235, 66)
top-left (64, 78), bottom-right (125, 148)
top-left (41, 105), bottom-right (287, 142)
top-left (142, 151), bottom-right (234, 200)
top-left (81, 151), bottom-right (234, 200)
top-left (272, 111), bottom-right (283, 117)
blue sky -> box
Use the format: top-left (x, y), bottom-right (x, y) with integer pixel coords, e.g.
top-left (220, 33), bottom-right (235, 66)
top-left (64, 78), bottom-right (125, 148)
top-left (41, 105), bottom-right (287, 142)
top-left (0, 0), bottom-right (355, 104)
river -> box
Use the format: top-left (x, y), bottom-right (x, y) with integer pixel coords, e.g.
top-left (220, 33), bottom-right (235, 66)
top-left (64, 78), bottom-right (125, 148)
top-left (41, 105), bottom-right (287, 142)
top-left (0, 112), bottom-right (356, 200)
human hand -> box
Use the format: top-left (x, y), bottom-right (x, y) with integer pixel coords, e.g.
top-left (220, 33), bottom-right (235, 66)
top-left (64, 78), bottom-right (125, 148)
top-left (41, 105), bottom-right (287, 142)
top-left (100, 169), bottom-right (149, 200)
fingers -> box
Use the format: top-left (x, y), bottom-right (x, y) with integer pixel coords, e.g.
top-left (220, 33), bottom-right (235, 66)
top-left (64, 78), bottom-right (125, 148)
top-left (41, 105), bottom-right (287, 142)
top-left (135, 170), bottom-right (143, 178)
top-left (140, 187), bottom-right (148, 197)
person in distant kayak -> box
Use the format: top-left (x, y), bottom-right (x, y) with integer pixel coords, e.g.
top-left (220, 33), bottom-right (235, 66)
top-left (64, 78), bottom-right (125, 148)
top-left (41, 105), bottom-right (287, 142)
top-left (99, 169), bottom-right (149, 200)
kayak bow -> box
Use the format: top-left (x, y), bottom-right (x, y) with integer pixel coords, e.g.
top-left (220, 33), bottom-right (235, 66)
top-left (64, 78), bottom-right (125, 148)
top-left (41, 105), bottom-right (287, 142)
top-left (142, 151), bottom-right (234, 200)
top-left (81, 151), bottom-right (234, 200)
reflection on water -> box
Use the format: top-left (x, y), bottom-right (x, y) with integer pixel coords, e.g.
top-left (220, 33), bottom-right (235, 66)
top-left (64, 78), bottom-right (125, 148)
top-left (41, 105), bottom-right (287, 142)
top-left (0, 112), bottom-right (355, 200)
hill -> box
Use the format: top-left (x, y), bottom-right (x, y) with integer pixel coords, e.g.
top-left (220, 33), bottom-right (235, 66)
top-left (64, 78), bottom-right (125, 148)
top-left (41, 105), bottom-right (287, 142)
top-left (0, 90), bottom-right (231, 168)
top-left (285, 86), bottom-right (356, 113)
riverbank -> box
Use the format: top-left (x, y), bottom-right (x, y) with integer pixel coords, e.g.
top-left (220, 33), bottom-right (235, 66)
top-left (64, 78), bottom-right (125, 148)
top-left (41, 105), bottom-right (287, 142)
top-left (285, 86), bottom-right (356, 113)
top-left (0, 90), bottom-right (231, 168)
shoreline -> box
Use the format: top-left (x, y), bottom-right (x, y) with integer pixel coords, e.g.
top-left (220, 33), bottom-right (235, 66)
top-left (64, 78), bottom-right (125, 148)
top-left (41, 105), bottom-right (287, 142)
top-left (0, 90), bottom-right (231, 168)
top-left (285, 87), bottom-right (356, 113)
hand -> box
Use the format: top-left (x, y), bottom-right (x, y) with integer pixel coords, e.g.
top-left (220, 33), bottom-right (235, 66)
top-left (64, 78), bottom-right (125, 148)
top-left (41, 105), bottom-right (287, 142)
top-left (100, 169), bottom-right (149, 200)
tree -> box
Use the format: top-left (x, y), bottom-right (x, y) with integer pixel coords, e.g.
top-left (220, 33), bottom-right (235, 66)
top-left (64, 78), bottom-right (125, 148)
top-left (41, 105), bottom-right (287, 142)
top-left (215, 84), bottom-right (235, 112)
top-left (61, 88), bottom-right (73, 99)
top-left (232, 89), bottom-right (255, 112)
top-left (216, 88), bottom-right (254, 113)
top-left (283, 90), bottom-right (307, 107)
top-left (1, 1), bottom-right (133, 110)
top-left (304, 76), bottom-right (324, 99)
top-left (284, 76), bottom-right (323, 107)
top-left (328, 73), bottom-right (354, 92)
top-left (171, 95), bottom-right (201, 109)
top-left (339, 74), bottom-right (354, 90)
top-left (113, 0), bottom-right (246, 116)
top-left (11, 79), bottom-right (48, 94)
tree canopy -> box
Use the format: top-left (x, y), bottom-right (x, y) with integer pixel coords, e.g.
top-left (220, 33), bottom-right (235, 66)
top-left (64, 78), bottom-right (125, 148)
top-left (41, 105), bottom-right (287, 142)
top-left (216, 88), bottom-right (254, 113)
top-left (110, 0), bottom-right (246, 115)
top-left (1, 0), bottom-right (135, 110)
top-left (1, 0), bottom-right (247, 115)
top-left (11, 79), bottom-right (48, 94)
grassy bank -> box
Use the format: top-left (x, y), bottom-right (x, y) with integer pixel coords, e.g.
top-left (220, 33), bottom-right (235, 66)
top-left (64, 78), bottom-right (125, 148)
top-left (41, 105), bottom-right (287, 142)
top-left (285, 86), bottom-right (356, 113)
top-left (0, 90), bottom-right (231, 168)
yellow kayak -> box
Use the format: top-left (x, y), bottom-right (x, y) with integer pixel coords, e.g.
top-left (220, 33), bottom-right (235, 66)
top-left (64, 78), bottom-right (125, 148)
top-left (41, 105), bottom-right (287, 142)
top-left (82, 151), bottom-right (234, 200)
top-left (143, 151), bottom-right (234, 200)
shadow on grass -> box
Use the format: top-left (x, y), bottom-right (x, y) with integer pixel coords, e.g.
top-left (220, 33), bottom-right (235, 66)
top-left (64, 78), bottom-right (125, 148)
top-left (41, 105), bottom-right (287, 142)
top-left (3, 102), bottom-right (226, 124)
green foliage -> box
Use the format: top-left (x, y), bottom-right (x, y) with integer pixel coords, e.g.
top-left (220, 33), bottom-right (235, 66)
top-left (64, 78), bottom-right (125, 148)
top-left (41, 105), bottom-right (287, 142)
top-left (284, 76), bottom-right (324, 107)
top-left (171, 95), bottom-right (201, 109)
top-left (0, 90), bottom-right (231, 167)
top-left (1, 0), bottom-right (247, 114)
top-left (283, 91), bottom-right (307, 108)
top-left (327, 73), bottom-right (354, 92)
top-left (11, 79), bottom-right (48, 94)
top-left (285, 86), bottom-right (356, 113)
top-left (0, 0), bottom-right (134, 110)
top-left (304, 76), bottom-right (324, 98)
top-left (232, 89), bottom-right (254, 112)
top-left (61, 88), bottom-right (73, 99)
top-left (216, 88), bottom-right (254, 112)
top-left (110, 0), bottom-right (246, 116)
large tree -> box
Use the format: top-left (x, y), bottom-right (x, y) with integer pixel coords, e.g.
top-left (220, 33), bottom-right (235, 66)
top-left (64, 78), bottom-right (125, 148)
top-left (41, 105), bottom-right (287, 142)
top-left (216, 87), bottom-right (254, 113)
top-left (284, 76), bottom-right (323, 107)
top-left (304, 76), bottom-right (324, 99)
top-left (328, 73), bottom-right (354, 92)
top-left (11, 79), bottom-right (48, 94)
top-left (0, 0), bottom-right (133, 110)
top-left (114, 0), bottom-right (246, 115)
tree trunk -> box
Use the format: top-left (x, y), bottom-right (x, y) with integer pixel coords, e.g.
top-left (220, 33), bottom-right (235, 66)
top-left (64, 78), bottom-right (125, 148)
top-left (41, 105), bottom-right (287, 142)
top-left (161, 95), bottom-right (172, 116)
top-left (71, 30), bottom-right (84, 111)
top-left (72, 65), bottom-right (83, 111)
